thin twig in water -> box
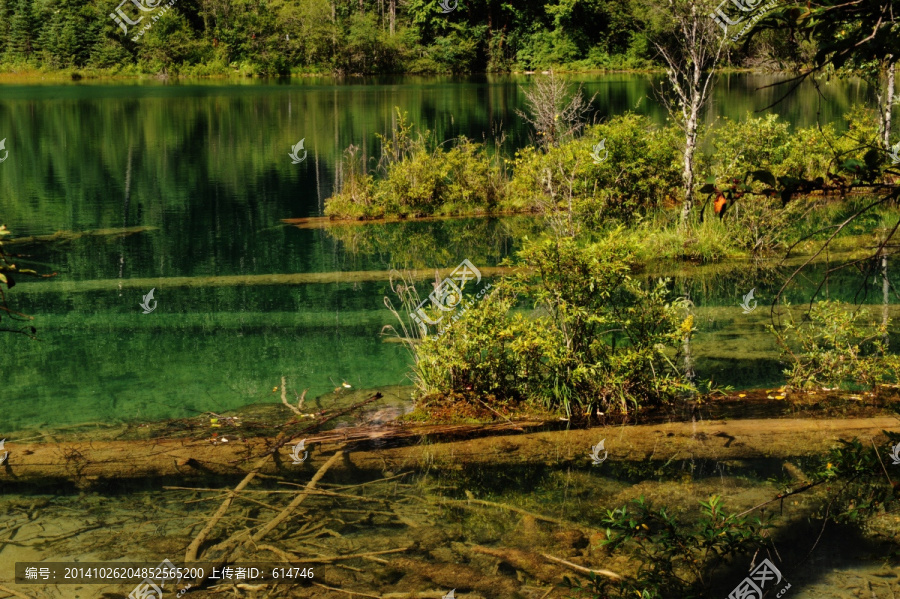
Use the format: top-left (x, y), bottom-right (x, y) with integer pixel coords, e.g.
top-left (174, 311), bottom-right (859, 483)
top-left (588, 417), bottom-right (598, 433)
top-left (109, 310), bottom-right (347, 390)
top-left (312, 582), bottom-right (381, 598)
top-left (0, 584), bottom-right (34, 599)
top-left (281, 377), bottom-right (308, 416)
top-left (872, 438), bottom-right (894, 487)
top-left (475, 397), bottom-right (513, 423)
top-left (541, 553), bottom-right (622, 580)
top-left (538, 586), bottom-right (556, 599)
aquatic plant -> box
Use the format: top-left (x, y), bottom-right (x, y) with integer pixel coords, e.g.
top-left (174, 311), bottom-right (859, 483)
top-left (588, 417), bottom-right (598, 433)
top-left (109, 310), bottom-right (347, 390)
top-left (589, 495), bottom-right (771, 599)
top-left (808, 436), bottom-right (900, 527)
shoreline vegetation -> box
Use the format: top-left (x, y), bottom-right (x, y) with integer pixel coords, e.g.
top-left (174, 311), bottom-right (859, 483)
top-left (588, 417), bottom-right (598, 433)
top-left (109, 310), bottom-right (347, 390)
top-left (322, 104), bottom-right (898, 263)
top-left (0, 0), bottom-right (795, 79)
top-left (0, 65), bottom-right (766, 83)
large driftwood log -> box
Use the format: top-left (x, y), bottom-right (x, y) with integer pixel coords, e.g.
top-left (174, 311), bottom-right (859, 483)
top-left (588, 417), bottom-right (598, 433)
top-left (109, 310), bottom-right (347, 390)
top-left (1, 417), bottom-right (896, 487)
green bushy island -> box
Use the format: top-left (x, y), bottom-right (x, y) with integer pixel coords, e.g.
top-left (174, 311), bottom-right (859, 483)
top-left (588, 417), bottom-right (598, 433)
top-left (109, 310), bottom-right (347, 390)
top-left (364, 104), bottom-right (900, 421)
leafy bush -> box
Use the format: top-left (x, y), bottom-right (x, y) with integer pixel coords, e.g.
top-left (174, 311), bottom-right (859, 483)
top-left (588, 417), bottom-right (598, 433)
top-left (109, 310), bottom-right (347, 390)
top-left (593, 495), bottom-right (770, 599)
top-left (709, 114), bottom-right (793, 183)
top-left (509, 114), bottom-right (682, 225)
top-left (325, 110), bottom-right (508, 218)
top-left (771, 301), bottom-right (900, 390)
top-left (701, 109), bottom-right (886, 256)
top-left (324, 145), bottom-right (379, 219)
top-left (411, 233), bottom-right (693, 415)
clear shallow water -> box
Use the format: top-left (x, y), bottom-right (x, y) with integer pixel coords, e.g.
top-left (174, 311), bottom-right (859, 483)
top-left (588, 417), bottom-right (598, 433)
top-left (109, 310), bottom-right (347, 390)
top-left (0, 74), bottom-right (888, 431)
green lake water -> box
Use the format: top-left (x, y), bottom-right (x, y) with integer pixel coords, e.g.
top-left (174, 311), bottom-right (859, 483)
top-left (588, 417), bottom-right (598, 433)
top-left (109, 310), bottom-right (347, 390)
top-left (0, 73), bottom-right (890, 431)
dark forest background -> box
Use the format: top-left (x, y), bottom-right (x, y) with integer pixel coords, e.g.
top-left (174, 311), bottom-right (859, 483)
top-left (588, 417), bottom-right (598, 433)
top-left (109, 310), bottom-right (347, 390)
top-left (0, 0), bottom-right (806, 76)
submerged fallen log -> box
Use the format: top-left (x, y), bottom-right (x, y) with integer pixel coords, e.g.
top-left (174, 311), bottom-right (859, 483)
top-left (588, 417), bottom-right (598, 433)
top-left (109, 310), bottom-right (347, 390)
top-left (1, 417), bottom-right (896, 487)
top-left (12, 266), bottom-right (513, 295)
top-left (4, 226), bottom-right (157, 245)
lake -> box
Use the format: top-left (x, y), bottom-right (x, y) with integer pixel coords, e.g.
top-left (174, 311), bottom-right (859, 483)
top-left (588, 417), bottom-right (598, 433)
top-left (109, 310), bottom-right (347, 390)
top-left (0, 73), bottom-right (883, 431)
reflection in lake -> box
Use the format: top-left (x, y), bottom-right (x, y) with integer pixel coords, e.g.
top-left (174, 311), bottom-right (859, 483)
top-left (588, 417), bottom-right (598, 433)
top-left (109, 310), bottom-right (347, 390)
top-left (0, 74), bottom-right (883, 431)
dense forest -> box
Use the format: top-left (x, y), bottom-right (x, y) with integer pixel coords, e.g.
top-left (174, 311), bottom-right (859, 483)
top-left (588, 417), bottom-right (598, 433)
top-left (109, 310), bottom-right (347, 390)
top-left (0, 0), bottom-right (802, 76)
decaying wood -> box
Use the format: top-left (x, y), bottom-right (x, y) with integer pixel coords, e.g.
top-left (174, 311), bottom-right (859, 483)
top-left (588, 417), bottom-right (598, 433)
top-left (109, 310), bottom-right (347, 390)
top-left (184, 453), bottom-right (271, 562)
top-left (469, 545), bottom-right (623, 583)
top-left (469, 545), bottom-right (562, 583)
top-left (2, 417), bottom-right (896, 487)
top-left (13, 266), bottom-right (512, 295)
top-left (540, 553), bottom-right (622, 580)
top-left (4, 226), bottom-right (157, 246)
top-left (441, 494), bottom-right (586, 532)
top-left (185, 449), bottom-right (346, 590)
top-left (280, 378), bottom-right (309, 417)
top-left (0, 583), bottom-right (34, 599)
top-left (390, 556), bottom-right (521, 597)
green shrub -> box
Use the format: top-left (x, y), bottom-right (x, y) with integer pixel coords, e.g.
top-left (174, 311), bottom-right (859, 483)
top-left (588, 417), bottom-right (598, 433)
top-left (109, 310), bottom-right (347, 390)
top-left (325, 110), bottom-right (508, 218)
top-left (709, 114), bottom-right (793, 183)
top-left (323, 145), bottom-right (379, 219)
top-left (771, 301), bottom-right (900, 390)
top-left (509, 113), bottom-right (682, 225)
top-left (411, 232), bottom-right (693, 415)
top-left (594, 495), bottom-right (770, 599)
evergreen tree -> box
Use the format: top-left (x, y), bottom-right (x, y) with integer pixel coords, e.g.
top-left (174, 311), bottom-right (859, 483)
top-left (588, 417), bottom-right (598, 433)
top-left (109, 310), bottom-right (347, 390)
top-left (7, 0), bottom-right (37, 60)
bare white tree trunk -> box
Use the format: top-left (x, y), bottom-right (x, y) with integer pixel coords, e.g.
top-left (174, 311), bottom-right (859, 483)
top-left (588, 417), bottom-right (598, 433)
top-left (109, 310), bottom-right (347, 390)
top-left (881, 57), bottom-right (895, 149)
top-left (647, 0), bottom-right (728, 227)
top-left (681, 97), bottom-right (701, 224)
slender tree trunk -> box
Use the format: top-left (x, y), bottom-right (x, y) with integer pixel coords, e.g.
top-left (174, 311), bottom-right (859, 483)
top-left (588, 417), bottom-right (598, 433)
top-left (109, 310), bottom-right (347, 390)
top-left (680, 101), bottom-right (700, 226)
top-left (882, 57), bottom-right (895, 149)
top-left (389, 0), bottom-right (395, 35)
top-left (883, 253), bottom-right (890, 349)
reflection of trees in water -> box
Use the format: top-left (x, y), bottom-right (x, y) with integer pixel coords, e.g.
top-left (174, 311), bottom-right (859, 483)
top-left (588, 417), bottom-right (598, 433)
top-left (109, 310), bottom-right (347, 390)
top-left (324, 216), bottom-right (544, 270)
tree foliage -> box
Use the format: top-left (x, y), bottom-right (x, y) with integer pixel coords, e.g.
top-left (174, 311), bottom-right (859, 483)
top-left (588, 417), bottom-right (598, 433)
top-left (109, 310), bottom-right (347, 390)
top-left (0, 0), bottom-right (800, 74)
